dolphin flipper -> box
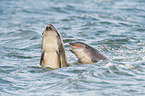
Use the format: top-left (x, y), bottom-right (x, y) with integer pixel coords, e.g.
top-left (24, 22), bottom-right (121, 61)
top-left (40, 50), bottom-right (45, 66)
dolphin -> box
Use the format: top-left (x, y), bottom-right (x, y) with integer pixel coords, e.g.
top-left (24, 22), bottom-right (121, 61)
top-left (69, 42), bottom-right (109, 64)
top-left (40, 24), bottom-right (67, 69)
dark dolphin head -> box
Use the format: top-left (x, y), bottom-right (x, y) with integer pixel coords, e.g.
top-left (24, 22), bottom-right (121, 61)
top-left (69, 41), bottom-right (109, 64)
top-left (69, 41), bottom-right (93, 64)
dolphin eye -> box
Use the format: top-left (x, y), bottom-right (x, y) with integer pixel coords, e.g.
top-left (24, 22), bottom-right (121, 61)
top-left (92, 58), bottom-right (98, 62)
top-left (86, 45), bottom-right (89, 48)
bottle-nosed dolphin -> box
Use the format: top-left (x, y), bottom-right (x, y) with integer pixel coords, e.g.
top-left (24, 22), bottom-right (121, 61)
top-left (69, 42), bottom-right (109, 64)
top-left (40, 24), bottom-right (67, 69)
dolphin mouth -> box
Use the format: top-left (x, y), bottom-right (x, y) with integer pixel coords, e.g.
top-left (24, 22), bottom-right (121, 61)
top-left (69, 42), bottom-right (82, 48)
top-left (69, 42), bottom-right (79, 48)
top-left (69, 42), bottom-right (84, 51)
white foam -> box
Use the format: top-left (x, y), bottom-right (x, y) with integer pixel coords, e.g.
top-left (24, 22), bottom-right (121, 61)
top-left (105, 63), bottom-right (113, 68)
top-left (119, 64), bottom-right (134, 69)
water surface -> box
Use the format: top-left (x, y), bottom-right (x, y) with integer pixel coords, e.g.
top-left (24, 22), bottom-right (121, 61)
top-left (0, 0), bottom-right (145, 96)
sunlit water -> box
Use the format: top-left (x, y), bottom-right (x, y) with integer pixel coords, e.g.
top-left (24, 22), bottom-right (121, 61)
top-left (0, 0), bottom-right (145, 95)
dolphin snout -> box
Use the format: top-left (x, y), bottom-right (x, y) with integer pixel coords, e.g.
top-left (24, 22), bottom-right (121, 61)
top-left (46, 24), bottom-right (51, 30)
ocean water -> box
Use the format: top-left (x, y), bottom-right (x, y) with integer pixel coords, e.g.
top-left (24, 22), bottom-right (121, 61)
top-left (0, 0), bottom-right (145, 96)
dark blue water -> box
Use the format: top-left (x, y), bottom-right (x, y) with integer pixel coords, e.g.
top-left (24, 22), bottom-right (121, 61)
top-left (0, 0), bottom-right (145, 95)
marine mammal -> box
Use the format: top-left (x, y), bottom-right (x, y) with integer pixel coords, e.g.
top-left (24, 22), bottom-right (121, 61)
top-left (40, 24), bottom-right (67, 69)
top-left (69, 42), bottom-right (109, 64)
